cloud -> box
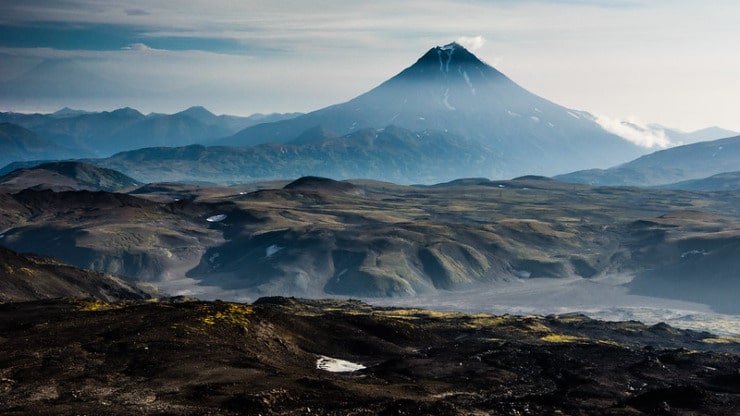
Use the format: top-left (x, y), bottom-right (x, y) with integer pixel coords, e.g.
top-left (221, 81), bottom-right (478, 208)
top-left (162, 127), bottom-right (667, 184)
top-left (456, 35), bottom-right (486, 51)
top-left (594, 114), bottom-right (672, 149)
top-left (121, 43), bottom-right (152, 51)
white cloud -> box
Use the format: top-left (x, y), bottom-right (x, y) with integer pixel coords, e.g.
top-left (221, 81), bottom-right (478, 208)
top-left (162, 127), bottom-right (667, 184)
top-left (457, 35), bottom-right (486, 51)
top-left (594, 114), bottom-right (672, 149)
top-left (121, 43), bottom-right (153, 51)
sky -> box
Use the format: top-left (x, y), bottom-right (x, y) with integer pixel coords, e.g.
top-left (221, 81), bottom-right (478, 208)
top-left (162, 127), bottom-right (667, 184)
top-left (1, 0), bottom-right (739, 134)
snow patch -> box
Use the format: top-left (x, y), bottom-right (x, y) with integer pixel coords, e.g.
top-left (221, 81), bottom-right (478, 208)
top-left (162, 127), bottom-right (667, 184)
top-left (209, 253), bottom-right (220, 264)
top-left (316, 355), bottom-right (366, 373)
top-left (681, 250), bottom-right (706, 258)
top-left (443, 88), bottom-right (456, 110)
top-left (567, 111), bottom-right (581, 119)
top-left (462, 70), bottom-right (475, 95)
top-left (534, 107), bottom-right (542, 113)
top-left (547, 122), bottom-right (555, 128)
top-left (530, 116), bottom-right (540, 123)
top-left (265, 244), bottom-right (283, 258)
top-left (437, 45), bottom-right (454, 74)
top-left (514, 270), bottom-right (532, 278)
top-left (206, 214), bottom-right (227, 223)
top-left (507, 110), bottom-right (520, 117)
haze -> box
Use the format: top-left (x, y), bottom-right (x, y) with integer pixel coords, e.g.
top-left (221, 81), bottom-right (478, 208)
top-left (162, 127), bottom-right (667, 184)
top-left (1, 0), bottom-right (739, 133)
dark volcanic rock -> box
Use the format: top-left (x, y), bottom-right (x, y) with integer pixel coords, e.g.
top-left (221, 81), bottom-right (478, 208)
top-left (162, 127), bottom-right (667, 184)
top-left (0, 245), bottom-right (153, 302)
top-left (0, 297), bottom-right (737, 415)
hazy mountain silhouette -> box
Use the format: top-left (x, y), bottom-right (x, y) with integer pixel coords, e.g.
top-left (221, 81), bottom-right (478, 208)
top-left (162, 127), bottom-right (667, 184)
top-left (556, 135), bottom-right (740, 187)
top-left (0, 106), bottom-right (302, 159)
top-left (0, 122), bottom-right (83, 168)
top-left (220, 42), bottom-right (643, 177)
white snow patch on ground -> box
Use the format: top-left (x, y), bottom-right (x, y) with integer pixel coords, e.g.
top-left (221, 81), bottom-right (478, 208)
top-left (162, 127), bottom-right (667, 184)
top-left (317, 355), bottom-right (366, 372)
top-left (548, 122), bottom-right (555, 128)
top-left (530, 116), bottom-right (540, 123)
top-left (206, 214), bottom-right (227, 222)
top-left (534, 107), bottom-right (542, 113)
top-left (567, 111), bottom-right (581, 119)
top-left (265, 244), bottom-right (283, 258)
top-left (507, 110), bottom-right (520, 117)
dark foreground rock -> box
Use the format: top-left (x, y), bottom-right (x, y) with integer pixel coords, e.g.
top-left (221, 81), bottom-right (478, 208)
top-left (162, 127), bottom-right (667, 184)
top-left (0, 297), bottom-right (738, 415)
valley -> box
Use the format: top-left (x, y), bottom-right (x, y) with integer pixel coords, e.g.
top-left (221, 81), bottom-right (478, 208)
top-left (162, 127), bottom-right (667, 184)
top-left (1, 171), bottom-right (738, 325)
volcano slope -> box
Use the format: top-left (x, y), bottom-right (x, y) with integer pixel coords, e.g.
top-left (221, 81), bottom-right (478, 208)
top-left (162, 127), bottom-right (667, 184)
top-left (0, 296), bottom-right (738, 415)
top-left (1, 176), bottom-right (739, 312)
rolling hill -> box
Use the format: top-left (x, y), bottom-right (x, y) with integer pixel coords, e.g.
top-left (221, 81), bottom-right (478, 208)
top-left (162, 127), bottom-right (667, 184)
top-left (556, 135), bottom-right (740, 187)
top-left (0, 245), bottom-right (153, 302)
top-left (0, 161), bottom-right (141, 192)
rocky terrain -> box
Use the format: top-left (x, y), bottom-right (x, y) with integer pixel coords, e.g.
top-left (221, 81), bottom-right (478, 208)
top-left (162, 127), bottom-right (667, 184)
top-left (1, 174), bottom-right (738, 313)
top-left (0, 296), bottom-right (738, 415)
top-left (0, 245), bottom-right (154, 302)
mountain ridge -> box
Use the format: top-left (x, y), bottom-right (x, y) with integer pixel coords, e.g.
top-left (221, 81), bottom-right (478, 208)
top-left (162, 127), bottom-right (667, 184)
top-left (556, 135), bottom-right (740, 187)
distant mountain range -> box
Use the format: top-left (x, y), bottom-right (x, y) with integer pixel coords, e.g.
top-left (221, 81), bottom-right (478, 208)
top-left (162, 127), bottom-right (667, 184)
top-left (74, 126), bottom-right (511, 184)
top-left (0, 107), bottom-right (301, 159)
top-left (665, 126), bottom-right (739, 144)
top-left (0, 122), bottom-right (80, 168)
top-left (556, 135), bottom-right (740, 188)
top-left (657, 171), bottom-right (740, 191)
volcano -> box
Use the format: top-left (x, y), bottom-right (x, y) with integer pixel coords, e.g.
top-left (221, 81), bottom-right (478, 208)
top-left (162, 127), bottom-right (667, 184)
top-left (219, 42), bottom-right (643, 177)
